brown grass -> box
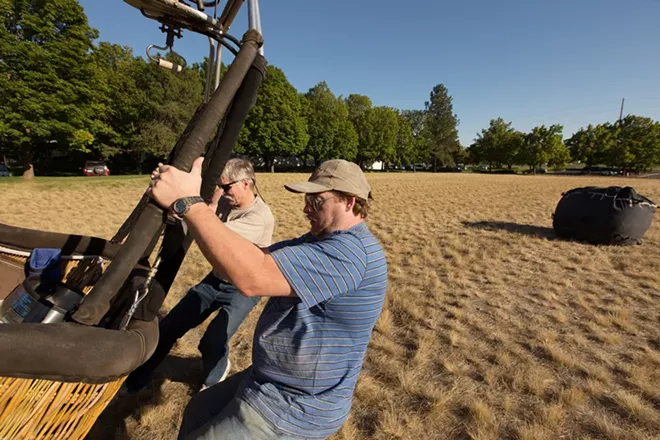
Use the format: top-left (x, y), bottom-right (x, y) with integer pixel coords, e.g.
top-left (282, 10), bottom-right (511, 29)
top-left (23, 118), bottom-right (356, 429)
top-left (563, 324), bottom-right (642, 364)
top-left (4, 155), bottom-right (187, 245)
top-left (1, 172), bottom-right (659, 440)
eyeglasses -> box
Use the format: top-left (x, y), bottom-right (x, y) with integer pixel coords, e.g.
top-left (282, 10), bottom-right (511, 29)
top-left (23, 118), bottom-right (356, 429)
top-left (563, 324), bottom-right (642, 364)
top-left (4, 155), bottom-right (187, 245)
top-left (219, 180), bottom-right (239, 192)
top-left (305, 194), bottom-right (339, 212)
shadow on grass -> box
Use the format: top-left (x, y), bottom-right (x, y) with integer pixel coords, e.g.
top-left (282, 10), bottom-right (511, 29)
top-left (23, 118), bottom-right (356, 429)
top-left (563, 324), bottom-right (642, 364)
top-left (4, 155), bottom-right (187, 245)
top-left (463, 221), bottom-right (557, 240)
top-left (86, 355), bottom-right (203, 440)
top-left (155, 354), bottom-right (205, 389)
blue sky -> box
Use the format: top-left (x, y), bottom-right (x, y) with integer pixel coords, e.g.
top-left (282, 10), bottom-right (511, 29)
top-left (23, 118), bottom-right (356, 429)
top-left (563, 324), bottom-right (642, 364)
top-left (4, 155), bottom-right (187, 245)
top-left (80, 0), bottom-right (660, 146)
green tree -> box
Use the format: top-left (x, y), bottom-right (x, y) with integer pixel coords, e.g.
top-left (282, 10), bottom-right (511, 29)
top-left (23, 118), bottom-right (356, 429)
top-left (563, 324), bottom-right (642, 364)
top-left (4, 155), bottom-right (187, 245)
top-left (469, 118), bottom-right (524, 169)
top-left (91, 42), bottom-right (148, 161)
top-left (238, 66), bottom-right (308, 171)
top-left (346, 94), bottom-right (376, 167)
top-left (547, 137), bottom-right (571, 169)
top-left (610, 115), bottom-right (660, 172)
top-left (303, 82), bottom-right (357, 165)
top-left (452, 144), bottom-right (468, 167)
top-left (422, 84), bottom-right (460, 170)
top-left (370, 106), bottom-right (399, 166)
top-left (131, 55), bottom-right (205, 160)
top-left (0, 0), bottom-right (106, 178)
top-left (520, 124), bottom-right (569, 172)
top-left (401, 109), bottom-right (428, 166)
top-left (334, 114), bottom-right (359, 163)
top-left (465, 143), bottom-right (481, 166)
top-left (394, 110), bottom-right (415, 167)
top-left (565, 123), bottom-right (616, 168)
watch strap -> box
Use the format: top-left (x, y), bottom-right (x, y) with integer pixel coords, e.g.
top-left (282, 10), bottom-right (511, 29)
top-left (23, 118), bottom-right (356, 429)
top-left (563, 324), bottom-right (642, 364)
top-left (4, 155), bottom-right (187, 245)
top-left (174, 196), bottom-right (205, 217)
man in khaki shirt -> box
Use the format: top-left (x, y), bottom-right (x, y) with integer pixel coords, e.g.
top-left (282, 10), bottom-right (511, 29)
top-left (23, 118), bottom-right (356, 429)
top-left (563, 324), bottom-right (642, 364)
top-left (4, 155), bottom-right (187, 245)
top-left (124, 158), bottom-right (274, 392)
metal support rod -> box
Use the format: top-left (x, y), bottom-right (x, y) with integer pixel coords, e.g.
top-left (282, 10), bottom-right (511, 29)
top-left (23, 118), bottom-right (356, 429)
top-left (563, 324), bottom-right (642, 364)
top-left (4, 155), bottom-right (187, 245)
top-left (247, 0), bottom-right (257, 30)
top-left (247, 0), bottom-right (264, 55)
top-left (255, 1), bottom-right (262, 33)
top-left (214, 43), bottom-right (223, 91)
top-left (205, 37), bottom-right (216, 103)
top-left (255, 0), bottom-right (263, 55)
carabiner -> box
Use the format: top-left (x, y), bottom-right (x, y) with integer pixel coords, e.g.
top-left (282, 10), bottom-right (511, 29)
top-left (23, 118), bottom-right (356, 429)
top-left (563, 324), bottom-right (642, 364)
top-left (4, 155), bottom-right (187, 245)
top-left (146, 44), bottom-right (188, 73)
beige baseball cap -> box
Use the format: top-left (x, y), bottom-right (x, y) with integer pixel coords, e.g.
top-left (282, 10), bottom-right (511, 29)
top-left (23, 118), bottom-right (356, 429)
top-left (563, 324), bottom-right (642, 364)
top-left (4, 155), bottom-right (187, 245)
top-left (285, 159), bottom-right (372, 200)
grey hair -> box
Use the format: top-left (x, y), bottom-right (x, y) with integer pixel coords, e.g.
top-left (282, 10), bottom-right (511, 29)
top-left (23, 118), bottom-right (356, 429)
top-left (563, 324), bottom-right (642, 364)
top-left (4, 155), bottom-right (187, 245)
top-left (221, 158), bottom-right (256, 190)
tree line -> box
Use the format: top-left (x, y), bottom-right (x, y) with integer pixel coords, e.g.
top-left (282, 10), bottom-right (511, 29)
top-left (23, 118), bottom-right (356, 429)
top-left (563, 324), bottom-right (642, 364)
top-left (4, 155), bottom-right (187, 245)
top-left (466, 116), bottom-right (660, 173)
top-left (3, 1), bottom-right (658, 178)
top-left (0, 0), bottom-right (461, 177)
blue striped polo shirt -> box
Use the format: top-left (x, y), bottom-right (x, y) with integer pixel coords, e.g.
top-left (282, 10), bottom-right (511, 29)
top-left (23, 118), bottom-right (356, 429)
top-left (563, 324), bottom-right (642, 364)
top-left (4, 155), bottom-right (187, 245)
top-left (240, 222), bottom-right (388, 439)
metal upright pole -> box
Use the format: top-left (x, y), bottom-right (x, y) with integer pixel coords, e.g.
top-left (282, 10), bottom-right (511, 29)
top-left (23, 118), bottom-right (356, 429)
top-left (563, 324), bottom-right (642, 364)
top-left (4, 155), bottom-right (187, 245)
top-left (247, 0), bottom-right (264, 55)
top-left (205, 38), bottom-right (216, 103)
top-left (247, 0), bottom-right (257, 30)
top-left (214, 44), bottom-right (223, 91)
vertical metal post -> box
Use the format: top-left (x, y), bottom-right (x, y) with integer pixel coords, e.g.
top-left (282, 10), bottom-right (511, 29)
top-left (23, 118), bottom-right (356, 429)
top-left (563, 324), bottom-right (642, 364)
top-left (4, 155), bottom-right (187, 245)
top-left (247, 0), bottom-right (264, 55)
top-left (214, 44), bottom-right (223, 91)
top-left (204, 38), bottom-right (216, 103)
top-left (247, 0), bottom-right (257, 29)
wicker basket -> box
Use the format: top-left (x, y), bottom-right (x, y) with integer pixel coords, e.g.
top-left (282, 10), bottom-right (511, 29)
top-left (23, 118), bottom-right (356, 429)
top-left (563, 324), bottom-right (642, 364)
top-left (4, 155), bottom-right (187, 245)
top-left (0, 377), bottom-right (125, 440)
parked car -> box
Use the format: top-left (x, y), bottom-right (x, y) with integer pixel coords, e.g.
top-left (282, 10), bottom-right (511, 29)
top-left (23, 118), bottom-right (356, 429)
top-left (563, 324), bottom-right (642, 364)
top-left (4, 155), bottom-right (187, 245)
top-left (413, 163), bottom-right (432, 171)
top-left (0, 164), bottom-right (12, 177)
top-left (581, 166), bottom-right (620, 176)
top-left (83, 161), bottom-right (110, 176)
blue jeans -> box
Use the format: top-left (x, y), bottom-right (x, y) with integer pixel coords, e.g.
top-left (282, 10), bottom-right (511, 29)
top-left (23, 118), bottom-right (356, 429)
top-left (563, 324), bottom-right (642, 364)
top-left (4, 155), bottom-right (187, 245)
top-left (178, 369), bottom-right (300, 440)
top-left (125, 272), bottom-right (260, 389)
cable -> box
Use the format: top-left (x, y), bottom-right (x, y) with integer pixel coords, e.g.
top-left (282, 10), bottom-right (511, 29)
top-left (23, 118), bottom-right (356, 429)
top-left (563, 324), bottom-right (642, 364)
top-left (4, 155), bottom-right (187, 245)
top-left (215, 36), bottom-right (239, 56)
top-left (219, 32), bottom-right (242, 48)
top-left (181, 0), bottom-right (222, 10)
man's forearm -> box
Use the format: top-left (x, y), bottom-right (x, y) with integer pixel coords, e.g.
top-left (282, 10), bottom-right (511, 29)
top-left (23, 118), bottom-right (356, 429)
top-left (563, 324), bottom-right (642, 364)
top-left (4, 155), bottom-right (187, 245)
top-left (182, 203), bottom-right (292, 297)
top-left (184, 204), bottom-right (266, 293)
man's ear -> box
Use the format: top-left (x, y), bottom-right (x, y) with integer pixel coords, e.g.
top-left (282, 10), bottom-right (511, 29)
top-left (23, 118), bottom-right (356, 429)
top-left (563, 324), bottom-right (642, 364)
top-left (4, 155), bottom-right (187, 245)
top-left (345, 196), bottom-right (356, 212)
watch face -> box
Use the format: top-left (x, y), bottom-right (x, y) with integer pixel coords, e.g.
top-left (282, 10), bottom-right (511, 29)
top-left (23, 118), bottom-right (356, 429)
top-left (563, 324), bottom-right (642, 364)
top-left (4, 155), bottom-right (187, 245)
top-left (174, 199), bottom-right (186, 215)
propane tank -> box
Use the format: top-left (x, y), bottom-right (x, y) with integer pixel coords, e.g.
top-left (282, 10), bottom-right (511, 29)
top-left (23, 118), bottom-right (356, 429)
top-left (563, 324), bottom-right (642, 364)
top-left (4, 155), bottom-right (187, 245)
top-left (0, 277), bottom-right (84, 324)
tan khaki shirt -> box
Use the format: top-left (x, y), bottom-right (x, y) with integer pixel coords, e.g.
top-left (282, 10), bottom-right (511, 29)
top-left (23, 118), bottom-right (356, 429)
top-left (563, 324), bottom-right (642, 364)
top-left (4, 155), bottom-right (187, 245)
top-left (212, 196), bottom-right (274, 279)
top-left (219, 195), bottom-right (274, 248)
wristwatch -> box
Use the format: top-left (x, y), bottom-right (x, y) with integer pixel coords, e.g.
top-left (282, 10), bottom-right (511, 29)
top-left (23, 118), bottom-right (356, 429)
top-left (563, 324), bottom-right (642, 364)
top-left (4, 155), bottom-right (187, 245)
top-left (172, 196), bottom-right (205, 218)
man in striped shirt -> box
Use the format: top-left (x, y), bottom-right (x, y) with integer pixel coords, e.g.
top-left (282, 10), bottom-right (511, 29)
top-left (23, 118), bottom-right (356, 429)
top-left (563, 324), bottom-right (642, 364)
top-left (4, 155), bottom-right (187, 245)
top-left (148, 158), bottom-right (388, 440)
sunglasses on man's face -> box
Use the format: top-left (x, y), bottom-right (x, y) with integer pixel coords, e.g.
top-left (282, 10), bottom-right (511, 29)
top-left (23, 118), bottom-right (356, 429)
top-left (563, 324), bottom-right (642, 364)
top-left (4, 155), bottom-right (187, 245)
top-left (305, 194), bottom-right (339, 212)
top-left (219, 180), bottom-right (239, 192)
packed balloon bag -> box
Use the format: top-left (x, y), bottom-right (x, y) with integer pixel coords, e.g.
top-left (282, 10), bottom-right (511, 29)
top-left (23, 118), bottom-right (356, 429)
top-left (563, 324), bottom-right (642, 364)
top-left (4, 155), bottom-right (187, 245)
top-left (552, 186), bottom-right (657, 245)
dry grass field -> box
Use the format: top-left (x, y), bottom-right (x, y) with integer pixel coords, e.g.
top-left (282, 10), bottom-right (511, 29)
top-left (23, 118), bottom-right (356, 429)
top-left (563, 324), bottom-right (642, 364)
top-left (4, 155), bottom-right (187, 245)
top-left (1, 172), bottom-right (659, 440)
